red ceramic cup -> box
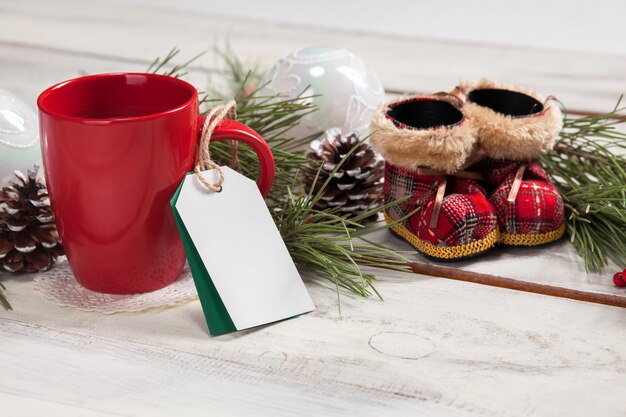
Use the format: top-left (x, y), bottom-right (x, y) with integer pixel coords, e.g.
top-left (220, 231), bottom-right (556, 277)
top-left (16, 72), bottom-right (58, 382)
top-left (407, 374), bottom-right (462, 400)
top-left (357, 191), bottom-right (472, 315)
top-left (38, 73), bottom-right (275, 294)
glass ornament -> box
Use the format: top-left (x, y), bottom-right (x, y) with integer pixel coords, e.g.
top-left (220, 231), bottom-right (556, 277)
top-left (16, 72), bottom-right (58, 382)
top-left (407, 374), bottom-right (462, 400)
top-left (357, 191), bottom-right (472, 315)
top-left (0, 88), bottom-right (40, 184)
top-left (259, 46), bottom-right (386, 140)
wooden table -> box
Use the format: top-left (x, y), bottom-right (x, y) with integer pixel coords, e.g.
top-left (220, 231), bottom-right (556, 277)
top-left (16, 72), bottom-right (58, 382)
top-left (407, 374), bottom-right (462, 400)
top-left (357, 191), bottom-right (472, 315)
top-left (1, 1), bottom-right (625, 416)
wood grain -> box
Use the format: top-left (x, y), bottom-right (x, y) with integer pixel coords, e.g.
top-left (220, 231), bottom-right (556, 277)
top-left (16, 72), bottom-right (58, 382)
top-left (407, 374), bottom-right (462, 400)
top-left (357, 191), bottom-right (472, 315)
top-left (3, 271), bottom-right (626, 417)
top-left (1, 1), bottom-right (626, 416)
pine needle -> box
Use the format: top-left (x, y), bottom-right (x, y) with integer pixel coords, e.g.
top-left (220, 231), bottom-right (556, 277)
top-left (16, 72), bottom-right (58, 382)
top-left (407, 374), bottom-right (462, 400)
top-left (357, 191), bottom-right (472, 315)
top-left (148, 46), bottom-right (413, 299)
top-left (541, 96), bottom-right (626, 272)
top-left (149, 46), bottom-right (626, 296)
top-left (0, 279), bottom-right (12, 311)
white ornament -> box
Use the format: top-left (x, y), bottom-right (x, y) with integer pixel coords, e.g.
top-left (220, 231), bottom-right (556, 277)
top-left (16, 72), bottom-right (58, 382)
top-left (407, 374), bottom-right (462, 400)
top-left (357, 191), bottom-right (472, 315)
top-left (0, 88), bottom-right (41, 184)
top-left (259, 46), bottom-right (385, 140)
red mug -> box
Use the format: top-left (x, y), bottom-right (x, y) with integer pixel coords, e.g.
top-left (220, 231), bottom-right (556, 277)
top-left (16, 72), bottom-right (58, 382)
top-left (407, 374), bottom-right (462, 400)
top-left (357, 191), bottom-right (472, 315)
top-left (38, 73), bottom-right (275, 294)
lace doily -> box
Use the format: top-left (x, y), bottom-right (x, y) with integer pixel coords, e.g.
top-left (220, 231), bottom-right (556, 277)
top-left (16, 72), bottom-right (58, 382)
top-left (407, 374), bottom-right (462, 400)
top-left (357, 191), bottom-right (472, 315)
top-left (34, 258), bottom-right (198, 313)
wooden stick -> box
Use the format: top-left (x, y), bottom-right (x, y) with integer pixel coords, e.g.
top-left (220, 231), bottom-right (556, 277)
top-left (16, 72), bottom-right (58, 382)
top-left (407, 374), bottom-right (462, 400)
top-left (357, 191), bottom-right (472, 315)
top-left (405, 261), bottom-right (626, 308)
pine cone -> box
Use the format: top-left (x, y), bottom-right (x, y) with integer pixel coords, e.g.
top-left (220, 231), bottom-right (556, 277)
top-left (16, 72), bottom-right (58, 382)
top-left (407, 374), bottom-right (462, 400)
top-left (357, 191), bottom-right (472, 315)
top-left (304, 129), bottom-right (384, 221)
top-left (0, 166), bottom-right (64, 272)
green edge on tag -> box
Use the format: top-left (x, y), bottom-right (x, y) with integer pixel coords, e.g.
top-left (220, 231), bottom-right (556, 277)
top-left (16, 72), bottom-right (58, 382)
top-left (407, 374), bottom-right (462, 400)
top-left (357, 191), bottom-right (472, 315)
top-left (170, 174), bottom-right (237, 336)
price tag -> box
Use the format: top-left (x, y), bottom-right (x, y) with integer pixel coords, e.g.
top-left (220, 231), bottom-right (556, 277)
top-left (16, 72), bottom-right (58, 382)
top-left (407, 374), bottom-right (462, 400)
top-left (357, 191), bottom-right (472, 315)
top-left (171, 166), bottom-right (315, 335)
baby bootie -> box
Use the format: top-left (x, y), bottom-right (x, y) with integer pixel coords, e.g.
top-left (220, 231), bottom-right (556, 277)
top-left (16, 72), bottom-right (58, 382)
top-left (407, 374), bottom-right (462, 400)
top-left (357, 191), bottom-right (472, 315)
top-left (457, 80), bottom-right (565, 246)
top-left (370, 95), bottom-right (499, 259)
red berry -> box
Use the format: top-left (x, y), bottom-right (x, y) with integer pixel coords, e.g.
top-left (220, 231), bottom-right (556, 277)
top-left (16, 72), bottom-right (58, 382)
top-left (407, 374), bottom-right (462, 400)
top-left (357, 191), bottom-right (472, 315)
top-left (614, 272), bottom-right (625, 288)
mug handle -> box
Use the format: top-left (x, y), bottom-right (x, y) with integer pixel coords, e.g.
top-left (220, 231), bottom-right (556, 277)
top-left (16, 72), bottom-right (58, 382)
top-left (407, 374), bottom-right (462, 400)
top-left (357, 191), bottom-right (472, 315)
top-left (198, 117), bottom-right (275, 198)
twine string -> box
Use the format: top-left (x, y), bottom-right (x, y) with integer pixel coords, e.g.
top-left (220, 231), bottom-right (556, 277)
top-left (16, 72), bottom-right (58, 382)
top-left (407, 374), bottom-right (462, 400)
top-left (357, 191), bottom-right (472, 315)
top-left (226, 104), bottom-right (241, 172)
top-left (193, 100), bottom-right (237, 192)
top-left (229, 139), bottom-right (241, 172)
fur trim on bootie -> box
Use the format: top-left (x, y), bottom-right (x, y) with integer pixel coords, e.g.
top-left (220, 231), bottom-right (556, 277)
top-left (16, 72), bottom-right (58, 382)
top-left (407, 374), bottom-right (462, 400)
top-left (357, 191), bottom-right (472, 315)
top-left (370, 95), bottom-right (477, 174)
top-left (456, 79), bottom-right (562, 161)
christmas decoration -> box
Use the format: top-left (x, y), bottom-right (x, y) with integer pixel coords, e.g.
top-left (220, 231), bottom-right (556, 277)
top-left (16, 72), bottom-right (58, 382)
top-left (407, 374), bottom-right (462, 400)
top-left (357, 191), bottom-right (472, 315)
top-left (613, 271), bottom-right (625, 288)
top-left (458, 80), bottom-right (565, 246)
top-left (148, 48), bottom-right (411, 301)
top-left (5, 46), bottom-right (625, 311)
top-left (0, 89), bottom-right (41, 184)
top-left (144, 48), bottom-right (626, 286)
top-left (370, 95), bottom-right (499, 259)
top-left (259, 46), bottom-right (385, 141)
top-left (541, 98), bottom-right (626, 273)
top-left (0, 166), bottom-right (64, 273)
top-left (304, 128), bottom-right (383, 221)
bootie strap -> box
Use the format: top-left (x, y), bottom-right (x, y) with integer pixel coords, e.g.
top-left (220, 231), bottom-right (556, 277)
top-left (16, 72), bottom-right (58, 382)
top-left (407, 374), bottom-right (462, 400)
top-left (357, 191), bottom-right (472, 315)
top-left (415, 168), bottom-right (484, 228)
top-left (507, 163), bottom-right (527, 203)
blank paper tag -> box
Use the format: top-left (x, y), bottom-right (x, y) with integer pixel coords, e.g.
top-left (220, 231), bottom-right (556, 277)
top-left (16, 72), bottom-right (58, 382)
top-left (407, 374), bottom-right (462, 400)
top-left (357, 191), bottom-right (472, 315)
top-left (171, 166), bottom-right (315, 335)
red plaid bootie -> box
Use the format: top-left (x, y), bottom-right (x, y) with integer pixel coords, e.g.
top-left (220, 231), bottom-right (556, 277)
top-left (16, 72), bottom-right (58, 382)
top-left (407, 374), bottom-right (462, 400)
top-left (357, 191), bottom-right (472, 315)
top-left (370, 95), bottom-right (499, 259)
top-left (457, 80), bottom-right (565, 246)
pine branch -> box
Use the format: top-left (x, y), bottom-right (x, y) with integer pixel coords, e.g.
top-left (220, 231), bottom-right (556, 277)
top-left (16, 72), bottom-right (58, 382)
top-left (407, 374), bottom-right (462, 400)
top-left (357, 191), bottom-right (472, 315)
top-left (541, 96), bottom-right (626, 272)
top-left (205, 41), bottom-right (264, 103)
top-left (201, 50), bottom-right (412, 298)
top-left (0, 279), bottom-right (12, 311)
top-left (147, 47), bottom-right (411, 299)
top-left (148, 46), bottom-right (626, 288)
top-left (146, 47), bottom-right (206, 78)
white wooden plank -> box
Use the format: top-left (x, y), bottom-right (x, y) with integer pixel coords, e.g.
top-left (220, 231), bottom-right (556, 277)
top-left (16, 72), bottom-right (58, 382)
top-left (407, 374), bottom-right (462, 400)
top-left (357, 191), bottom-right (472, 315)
top-left (1, 392), bottom-right (121, 417)
top-left (2, 267), bottom-right (626, 416)
top-left (376, 229), bottom-right (625, 299)
top-left (0, 0), bottom-right (624, 112)
top-left (0, 319), bottom-right (466, 417)
top-left (119, 0), bottom-right (626, 56)
top-left (0, 44), bottom-right (207, 105)
top-left (1, 3), bottom-right (626, 417)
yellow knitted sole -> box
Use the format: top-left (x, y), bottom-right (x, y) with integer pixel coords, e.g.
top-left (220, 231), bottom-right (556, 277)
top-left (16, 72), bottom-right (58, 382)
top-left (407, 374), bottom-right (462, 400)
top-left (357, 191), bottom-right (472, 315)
top-left (384, 212), bottom-right (499, 260)
top-left (500, 224), bottom-right (565, 246)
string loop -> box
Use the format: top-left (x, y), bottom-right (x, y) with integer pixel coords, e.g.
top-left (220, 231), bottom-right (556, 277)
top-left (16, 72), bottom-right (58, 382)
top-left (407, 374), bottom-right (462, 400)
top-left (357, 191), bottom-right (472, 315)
top-left (193, 100), bottom-right (237, 192)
